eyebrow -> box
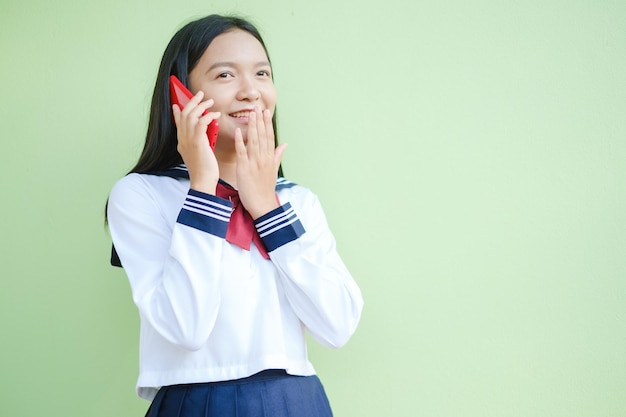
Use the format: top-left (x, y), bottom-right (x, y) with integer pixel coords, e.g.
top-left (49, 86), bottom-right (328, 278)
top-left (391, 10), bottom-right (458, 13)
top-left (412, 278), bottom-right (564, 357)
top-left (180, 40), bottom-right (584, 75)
top-left (207, 61), bottom-right (271, 73)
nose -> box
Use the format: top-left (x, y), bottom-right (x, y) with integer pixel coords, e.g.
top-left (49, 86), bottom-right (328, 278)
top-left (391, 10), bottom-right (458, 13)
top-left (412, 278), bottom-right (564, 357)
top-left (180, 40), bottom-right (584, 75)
top-left (236, 76), bottom-right (261, 102)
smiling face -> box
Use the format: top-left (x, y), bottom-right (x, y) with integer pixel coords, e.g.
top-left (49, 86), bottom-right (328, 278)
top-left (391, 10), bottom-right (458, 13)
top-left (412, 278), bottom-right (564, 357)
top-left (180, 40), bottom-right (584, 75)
top-left (188, 29), bottom-right (276, 150)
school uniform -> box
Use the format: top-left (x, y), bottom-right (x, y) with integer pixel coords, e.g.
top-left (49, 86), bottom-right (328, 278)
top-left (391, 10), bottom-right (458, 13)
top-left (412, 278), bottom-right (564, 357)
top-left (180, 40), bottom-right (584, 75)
top-left (107, 165), bottom-right (363, 416)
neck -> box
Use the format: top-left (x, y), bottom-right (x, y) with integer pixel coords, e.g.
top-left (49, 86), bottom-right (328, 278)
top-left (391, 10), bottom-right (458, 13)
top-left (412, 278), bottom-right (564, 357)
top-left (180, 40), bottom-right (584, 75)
top-left (214, 147), bottom-right (237, 188)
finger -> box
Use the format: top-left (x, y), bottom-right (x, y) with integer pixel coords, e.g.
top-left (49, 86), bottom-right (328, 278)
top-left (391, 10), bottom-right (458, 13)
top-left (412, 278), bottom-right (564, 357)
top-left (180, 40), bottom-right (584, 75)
top-left (254, 106), bottom-right (267, 154)
top-left (188, 98), bottom-right (215, 121)
top-left (173, 104), bottom-right (190, 140)
top-left (181, 93), bottom-right (211, 131)
top-left (172, 104), bottom-right (181, 126)
top-left (189, 90), bottom-right (205, 106)
top-left (247, 109), bottom-right (259, 155)
top-left (183, 90), bottom-right (204, 113)
top-left (263, 109), bottom-right (274, 154)
top-left (234, 128), bottom-right (248, 160)
top-left (197, 97), bottom-right (215, 112)
top-left (274, 143), bottom-right (288, 168)
top-left (199, 111), bottom-right (221, 126)
top-left (197, 112), bottom-right (220, 144)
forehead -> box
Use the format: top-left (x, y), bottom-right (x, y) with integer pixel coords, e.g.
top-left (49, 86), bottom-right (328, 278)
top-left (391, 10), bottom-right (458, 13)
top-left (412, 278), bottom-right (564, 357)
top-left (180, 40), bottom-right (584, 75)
top-left (201, 29), bottom-right (269, 65)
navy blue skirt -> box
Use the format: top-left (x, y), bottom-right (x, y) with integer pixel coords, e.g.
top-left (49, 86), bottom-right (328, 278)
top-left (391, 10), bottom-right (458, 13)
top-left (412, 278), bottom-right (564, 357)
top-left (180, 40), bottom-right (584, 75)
top-left (144, 370), bottom-right (333, 417)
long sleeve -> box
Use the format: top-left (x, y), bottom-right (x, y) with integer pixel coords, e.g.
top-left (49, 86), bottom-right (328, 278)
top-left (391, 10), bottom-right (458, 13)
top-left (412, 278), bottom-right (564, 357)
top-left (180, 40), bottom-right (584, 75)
top-left (107, 172), bottom-right (362, 401)
top-left (107, 174), bottom-right (233, 351)
top-left (256, 188), bottom-right (364, 349)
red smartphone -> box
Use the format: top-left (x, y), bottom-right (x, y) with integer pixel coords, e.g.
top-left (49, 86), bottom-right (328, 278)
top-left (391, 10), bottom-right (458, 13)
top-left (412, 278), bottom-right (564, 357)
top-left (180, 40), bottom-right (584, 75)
top-left (169, 75), bottom-right (219, 150)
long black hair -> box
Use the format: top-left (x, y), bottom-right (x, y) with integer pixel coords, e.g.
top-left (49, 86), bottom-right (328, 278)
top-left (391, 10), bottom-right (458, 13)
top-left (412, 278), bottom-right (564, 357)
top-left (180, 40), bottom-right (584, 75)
top-left (130, 14), bottom-right (282, 174)
top-left (105, 15), bottom-right (282, 224)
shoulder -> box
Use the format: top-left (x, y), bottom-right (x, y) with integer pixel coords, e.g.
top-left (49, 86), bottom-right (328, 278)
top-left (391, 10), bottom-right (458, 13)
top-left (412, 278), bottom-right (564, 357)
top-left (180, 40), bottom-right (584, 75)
top-left (109, 172), bottom-right (187, 206)
top-left (275, 177), bottom-right (322, 212)
top-left (275, 177), bottom-right (312, 199)
top-left (110, 173), bottom-right (152, 200)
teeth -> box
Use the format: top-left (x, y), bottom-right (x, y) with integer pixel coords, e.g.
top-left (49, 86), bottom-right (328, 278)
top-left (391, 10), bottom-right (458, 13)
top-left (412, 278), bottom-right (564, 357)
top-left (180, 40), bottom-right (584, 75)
top-left (231, 112), bottom-right (251, 118)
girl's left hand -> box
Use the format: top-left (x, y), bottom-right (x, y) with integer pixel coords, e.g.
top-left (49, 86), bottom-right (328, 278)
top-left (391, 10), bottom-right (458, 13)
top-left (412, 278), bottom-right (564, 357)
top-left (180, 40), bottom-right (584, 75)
top-left (235, 106), bottom-right (287, 219)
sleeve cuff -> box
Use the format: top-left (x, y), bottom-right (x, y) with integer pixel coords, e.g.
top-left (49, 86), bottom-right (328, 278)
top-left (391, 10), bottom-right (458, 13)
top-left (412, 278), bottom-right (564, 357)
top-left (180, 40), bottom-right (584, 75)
top-left (254, 202), bottom-right (306, 252)
top-left (177, 189), bottom-right (233, 238)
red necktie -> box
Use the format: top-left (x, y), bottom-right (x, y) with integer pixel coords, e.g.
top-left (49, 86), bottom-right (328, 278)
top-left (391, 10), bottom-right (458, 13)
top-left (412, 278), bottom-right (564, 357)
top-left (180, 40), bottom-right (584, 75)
top-left (216, 182), bottom-right (270, 259)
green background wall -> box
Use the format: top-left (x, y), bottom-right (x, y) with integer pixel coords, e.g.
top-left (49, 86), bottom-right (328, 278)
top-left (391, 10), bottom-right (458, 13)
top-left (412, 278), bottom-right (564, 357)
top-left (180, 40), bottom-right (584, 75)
top-left (1, 0), bottom-right (624, 416)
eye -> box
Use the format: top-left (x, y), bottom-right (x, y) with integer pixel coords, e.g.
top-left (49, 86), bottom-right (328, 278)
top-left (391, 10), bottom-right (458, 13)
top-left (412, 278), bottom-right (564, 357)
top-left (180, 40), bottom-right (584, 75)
top-left (257, 70), bottom-right (271, 77)
top-left (217, 72), bottom-right (233, 79)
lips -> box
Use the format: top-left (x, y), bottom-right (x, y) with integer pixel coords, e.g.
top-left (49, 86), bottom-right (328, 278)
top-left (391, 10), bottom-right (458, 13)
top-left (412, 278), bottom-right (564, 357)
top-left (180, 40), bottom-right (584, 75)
top-left (229, 111), bottom-right (252, 118)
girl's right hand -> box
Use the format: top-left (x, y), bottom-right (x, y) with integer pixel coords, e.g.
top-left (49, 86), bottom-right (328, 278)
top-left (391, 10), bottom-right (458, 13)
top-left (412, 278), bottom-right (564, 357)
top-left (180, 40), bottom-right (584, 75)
top-left (172, 90), bottom-right (221, 195)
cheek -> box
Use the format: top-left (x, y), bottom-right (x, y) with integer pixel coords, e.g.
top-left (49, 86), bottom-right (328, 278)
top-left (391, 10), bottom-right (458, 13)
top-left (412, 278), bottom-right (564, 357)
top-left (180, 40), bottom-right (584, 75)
top-left (205, 90), bottom-right (229, 111)
top-left (264, 88), bottom-right (277, 111)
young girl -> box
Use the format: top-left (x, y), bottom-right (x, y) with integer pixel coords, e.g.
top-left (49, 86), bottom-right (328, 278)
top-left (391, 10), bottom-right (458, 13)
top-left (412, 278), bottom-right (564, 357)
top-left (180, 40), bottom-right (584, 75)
top-left (106, 14), bottom-right (363, 417)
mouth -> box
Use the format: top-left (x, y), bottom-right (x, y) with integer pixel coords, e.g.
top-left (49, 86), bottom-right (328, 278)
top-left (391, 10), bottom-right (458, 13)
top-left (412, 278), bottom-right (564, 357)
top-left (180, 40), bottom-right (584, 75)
top-left (229, 111), bottom-right (252, 119)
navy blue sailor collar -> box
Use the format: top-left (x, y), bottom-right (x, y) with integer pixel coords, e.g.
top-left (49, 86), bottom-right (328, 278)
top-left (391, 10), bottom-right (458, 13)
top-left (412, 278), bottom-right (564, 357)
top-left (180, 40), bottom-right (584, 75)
top-left (110, 165), bottom-right (296, 267)
top-left (146, 164), bottom-right (297, 191)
